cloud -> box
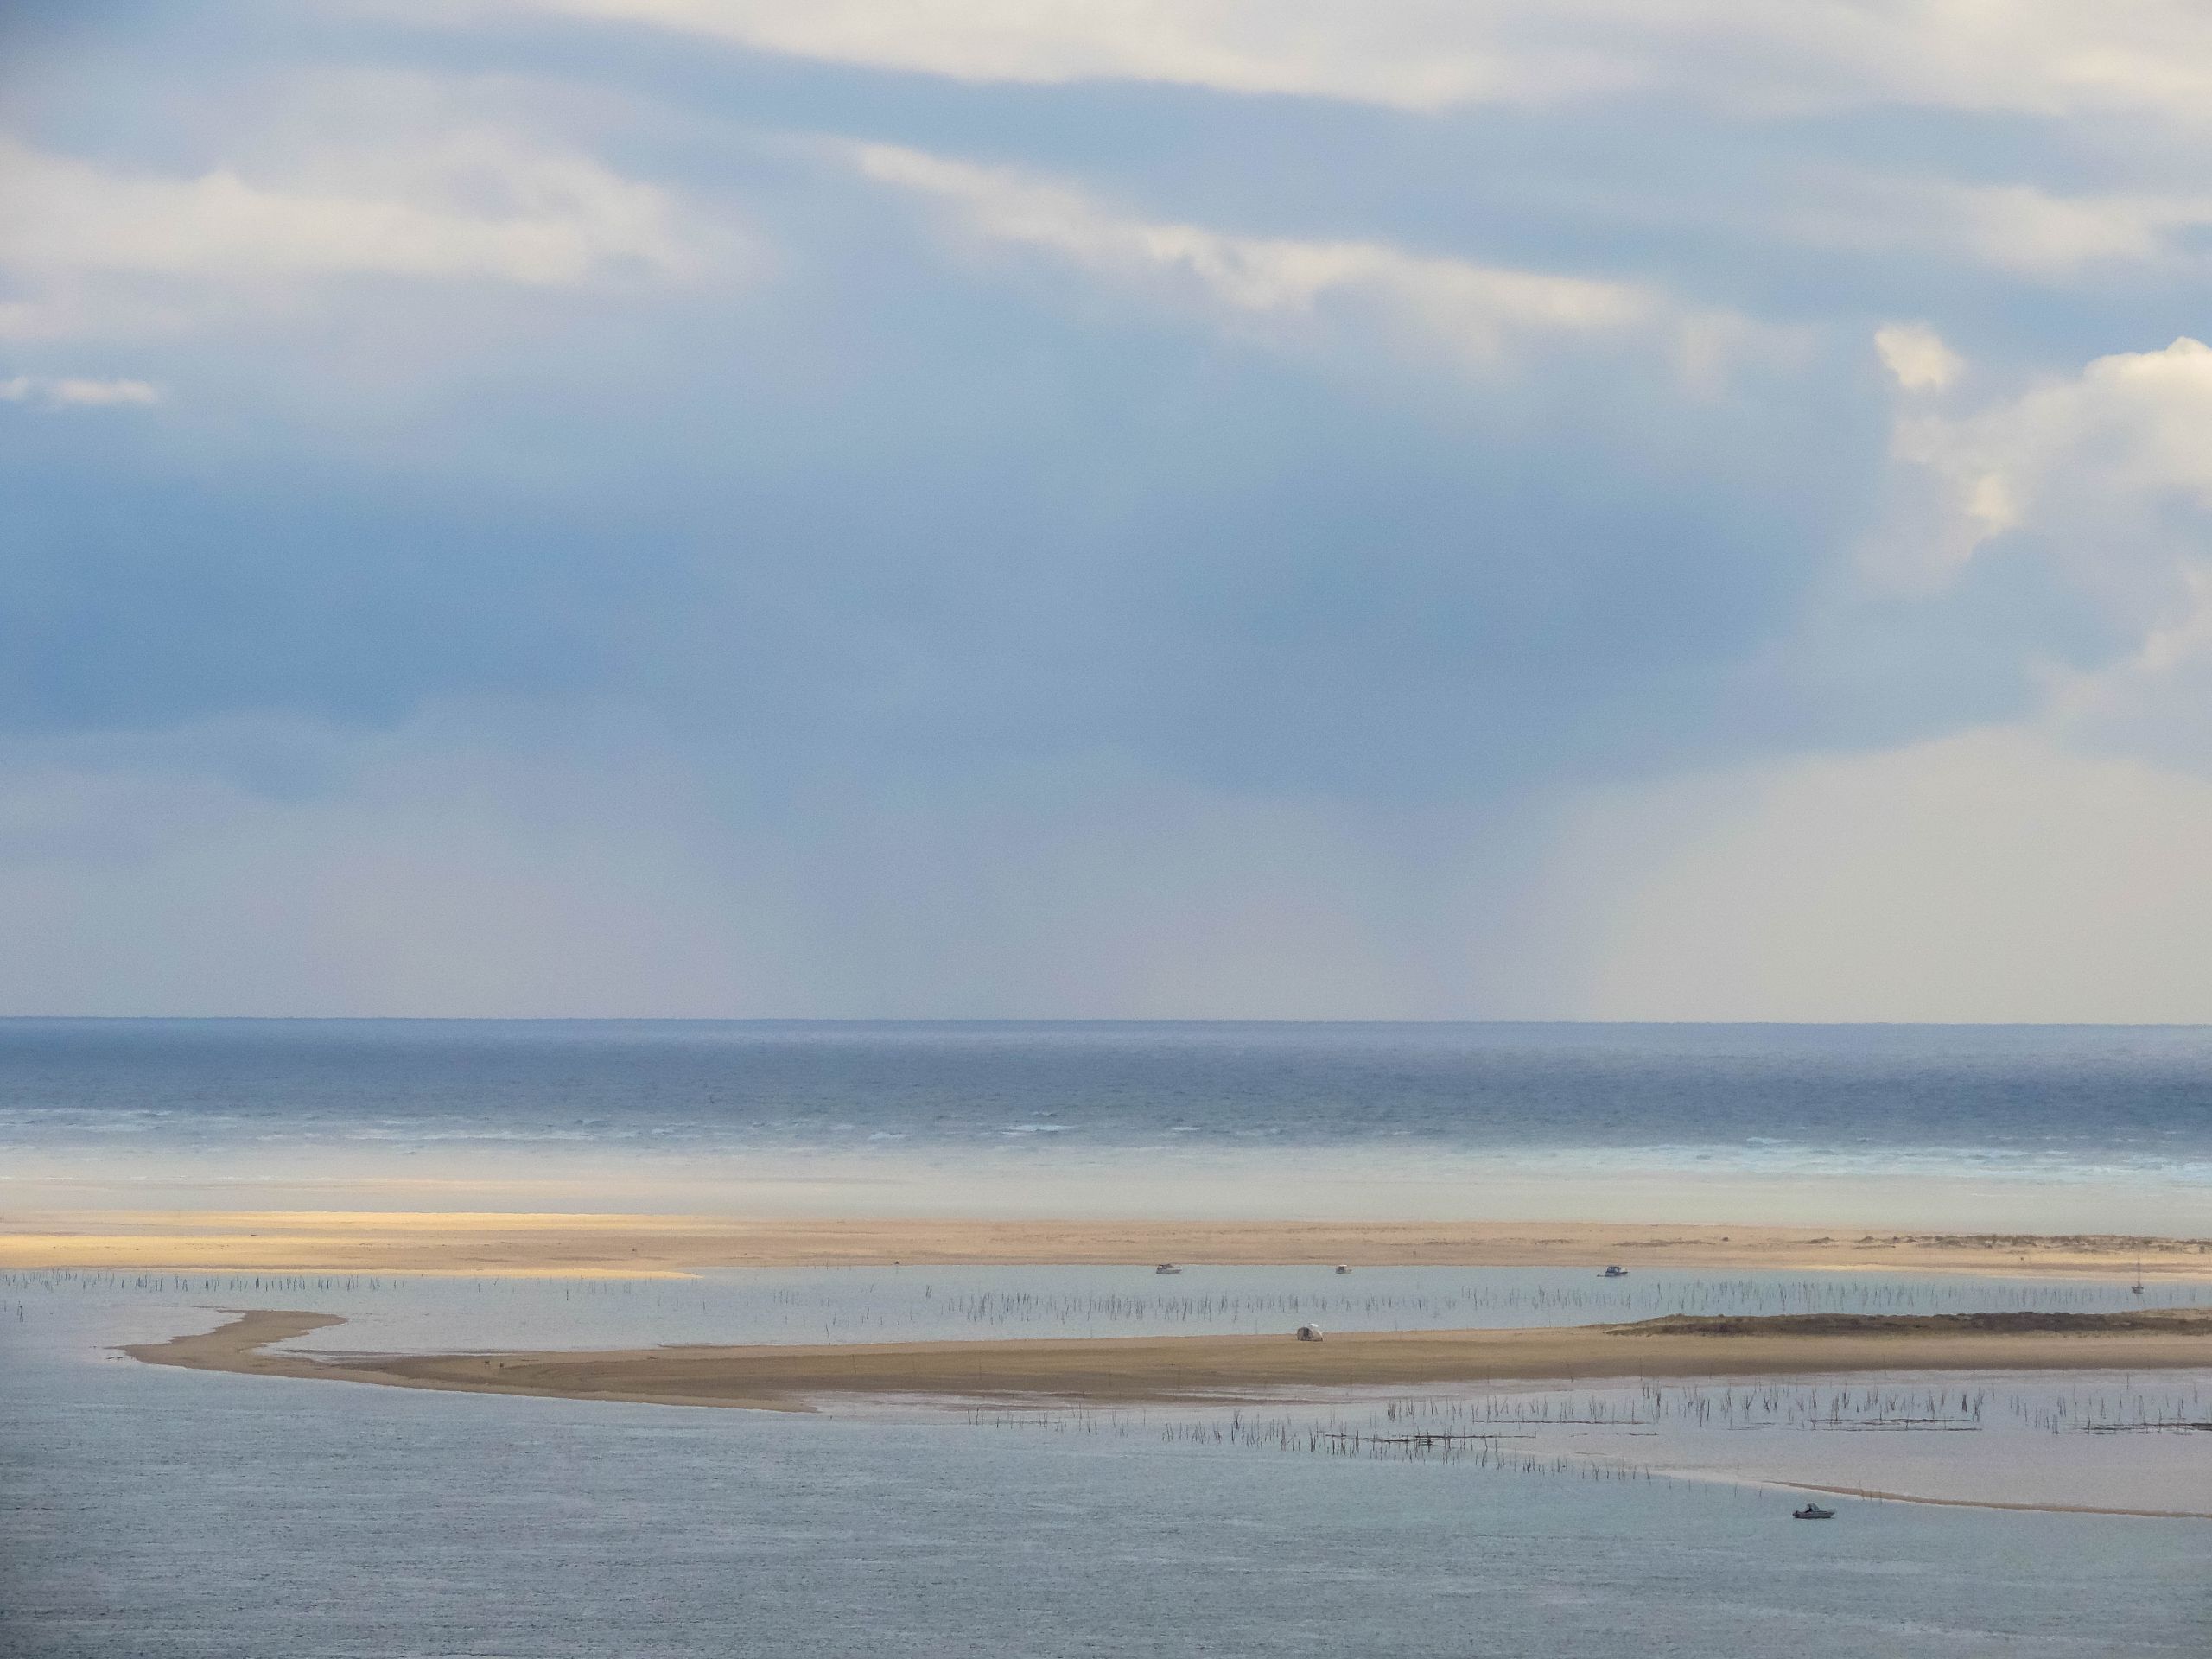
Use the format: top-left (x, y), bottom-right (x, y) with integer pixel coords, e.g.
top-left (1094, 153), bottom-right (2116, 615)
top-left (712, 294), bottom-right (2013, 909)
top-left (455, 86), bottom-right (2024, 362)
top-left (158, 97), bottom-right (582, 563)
top-left (0, 716), bottom-right (767, 1017)
top-left (1884, 335), bottom-right (2212, 588)
top-left (1789, 175), bottom-right (2212, 279)
top-left (0, 127), bottom-right (704, 340)
top-left (0, 712), bottom-right (1566, 1018)
top-left (1873, 323), bottom-right (1961, 393)
top-left (1849, 335), bottom-right (2212, 769)
top-left (1557, 726), bottom-right (2212, 1022)
top-left (422, 0), bottom-right (2212, 126)
top-left (18, 3), bottom-right (2212, 1024)
top-left (1940, 185), bottom-right (2209, 276)
top-left (850, 143), bottom-right (1755, 385)
top-left (0, 374), bottom-right (160, 407)
top-left (421, 0), bottom-right (1625, 111)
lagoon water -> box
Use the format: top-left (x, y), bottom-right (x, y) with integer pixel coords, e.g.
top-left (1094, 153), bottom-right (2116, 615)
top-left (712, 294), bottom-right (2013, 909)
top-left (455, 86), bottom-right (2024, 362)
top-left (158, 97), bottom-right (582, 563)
top-left (5, 1280), bottom-right (2212, 1658)
top-left (112, 1264), bottom-right (2212, 1355)
top-left (7, 1020), bottom-right (2212, 1227)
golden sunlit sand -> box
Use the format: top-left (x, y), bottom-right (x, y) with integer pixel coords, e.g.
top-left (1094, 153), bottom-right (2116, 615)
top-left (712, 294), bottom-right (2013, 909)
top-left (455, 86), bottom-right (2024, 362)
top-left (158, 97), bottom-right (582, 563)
top-left (12, 1209), bottom-right (2212, 1277)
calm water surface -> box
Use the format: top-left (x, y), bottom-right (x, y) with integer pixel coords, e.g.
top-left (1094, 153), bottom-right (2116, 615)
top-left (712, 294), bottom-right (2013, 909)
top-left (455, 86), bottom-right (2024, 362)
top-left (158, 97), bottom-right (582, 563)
top-left (6, 1020), bottom-right (2212, 1225)
top-left (9, 1022), bottom-right (2212, 1653)
top-left (3, 1283), bottom-right (2210, 1658)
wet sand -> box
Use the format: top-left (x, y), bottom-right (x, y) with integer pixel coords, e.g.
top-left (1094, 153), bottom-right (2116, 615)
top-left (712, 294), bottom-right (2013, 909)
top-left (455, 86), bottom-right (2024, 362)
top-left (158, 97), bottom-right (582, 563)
top-left (1770, 1482), bottom-right (2212, 1522)
top-left (129, 1306), bottom-right (2212, 1414)
top-left (18, 1210), bottom-right (2212, 1277)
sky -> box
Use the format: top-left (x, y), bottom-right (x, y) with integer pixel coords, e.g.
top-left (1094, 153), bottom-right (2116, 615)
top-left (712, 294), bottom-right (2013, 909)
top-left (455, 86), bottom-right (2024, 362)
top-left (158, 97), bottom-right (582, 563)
top-left (5, 2), bottom-right (2212, 1020)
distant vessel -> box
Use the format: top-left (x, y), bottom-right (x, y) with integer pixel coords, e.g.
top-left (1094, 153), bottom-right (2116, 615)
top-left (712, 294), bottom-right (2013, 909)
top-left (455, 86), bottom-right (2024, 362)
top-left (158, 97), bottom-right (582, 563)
top-left (1334, 1264), bottom-right (1351, 1274)
top-left (1602, 1265), bottom-right (1628, 1278)
top-left (2132, 1250), bottom-right (2145, 1294)
top-left (1294, 1324), bottom-right (1325, 1342)
top-left (1791, 1503), bottom-right (1835, 1521)
top-left (1155, 1263), bottom-right (1182, 1275)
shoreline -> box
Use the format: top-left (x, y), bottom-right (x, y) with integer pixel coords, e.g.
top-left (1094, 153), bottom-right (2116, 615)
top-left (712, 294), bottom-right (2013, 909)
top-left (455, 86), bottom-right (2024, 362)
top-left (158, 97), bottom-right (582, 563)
top-left (1768, 1481), bottom-right (2212, 1523)
top-left (128, 1306), bottom-right (2212, 1414)
top-left (16, 1211), bottom-right (2212, 1277)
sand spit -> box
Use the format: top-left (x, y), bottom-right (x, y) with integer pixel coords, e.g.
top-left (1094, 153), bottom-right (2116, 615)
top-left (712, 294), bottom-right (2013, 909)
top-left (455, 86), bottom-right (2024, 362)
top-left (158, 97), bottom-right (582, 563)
top-left (128, 1307), bottom-right (2212, 1415)
top-left (119, 1309), bottom-right (826, 1413)
top-left (21, 1211), bottom-right (2212, 1277)
top-left (1769, 1481), bottom-right (2212, 1522)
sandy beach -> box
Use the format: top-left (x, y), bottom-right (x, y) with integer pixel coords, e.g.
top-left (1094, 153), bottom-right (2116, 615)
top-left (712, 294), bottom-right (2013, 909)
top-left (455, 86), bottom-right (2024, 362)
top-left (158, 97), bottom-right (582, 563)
top-left (130, 1306), bottom-right (2212, 1413)
top-left (15, 1209), bottom-right (2212, 1277)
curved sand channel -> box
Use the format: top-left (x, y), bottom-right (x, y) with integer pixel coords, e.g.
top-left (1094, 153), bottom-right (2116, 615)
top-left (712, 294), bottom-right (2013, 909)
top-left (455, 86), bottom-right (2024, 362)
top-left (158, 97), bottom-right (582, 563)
top-left (130, 1307), bottom-right (2212, 1414)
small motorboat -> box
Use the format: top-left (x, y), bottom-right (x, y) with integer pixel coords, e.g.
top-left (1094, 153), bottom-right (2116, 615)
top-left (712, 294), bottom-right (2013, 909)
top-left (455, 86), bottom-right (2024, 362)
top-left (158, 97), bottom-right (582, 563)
top-left (1601, 1265), bottom-right (1629, 1278)
top-left (1334, 1264), bottom-right (1351, 1274)
top-left (1154, 1262), bottom-right (1182, 1274)
top-left (1791, 1503), bottom-right (1836, 1521)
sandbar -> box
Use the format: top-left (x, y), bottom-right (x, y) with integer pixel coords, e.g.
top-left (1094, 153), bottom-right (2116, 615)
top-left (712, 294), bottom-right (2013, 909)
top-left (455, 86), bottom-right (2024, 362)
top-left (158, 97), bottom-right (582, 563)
top-left (128, 1306), bottom-right (2212, 1414)
top-left (17, 1211), bottom-right (2212, 1278)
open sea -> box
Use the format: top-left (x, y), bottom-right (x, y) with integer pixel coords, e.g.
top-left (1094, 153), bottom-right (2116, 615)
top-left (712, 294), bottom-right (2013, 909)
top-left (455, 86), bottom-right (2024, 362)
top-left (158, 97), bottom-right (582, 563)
top-left (5, 1019), bottom-right (2212, 1227)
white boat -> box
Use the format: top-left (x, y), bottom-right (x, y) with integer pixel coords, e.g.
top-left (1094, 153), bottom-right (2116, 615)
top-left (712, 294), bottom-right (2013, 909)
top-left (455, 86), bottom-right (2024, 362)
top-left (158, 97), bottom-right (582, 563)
top-left (1791, 1503), bottom-right (1835, 1520)
top-left (1602, 1265), bottom-right (1629, 1278)
top-left (1155, 1262), bottom-right (1182, 1274)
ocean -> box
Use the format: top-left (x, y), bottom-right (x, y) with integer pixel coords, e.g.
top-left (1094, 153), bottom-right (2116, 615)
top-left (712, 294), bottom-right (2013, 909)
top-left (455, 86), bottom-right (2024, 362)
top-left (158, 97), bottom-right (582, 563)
top-left (5, 1019), bottom-right (2211, 1228)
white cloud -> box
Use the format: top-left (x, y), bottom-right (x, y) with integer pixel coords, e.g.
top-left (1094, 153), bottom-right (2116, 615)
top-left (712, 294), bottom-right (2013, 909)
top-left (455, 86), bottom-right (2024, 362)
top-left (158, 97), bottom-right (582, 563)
top-left (423, 0), bottom-right (1625, 111)
top-left (0, 374), bottom-right (161, 407)
top-left (1942, 185), bottom-right (2204, 276)
top-left (1560, 333), bottom-right (2212, 1019)
top-left (0, 127), bottom-right (705, 340)
top-left (1859, 335), bottom-right (2212, 764)
top-left (0, 132), bottom-right (693, 285)
top-left (1844, 2), bottom-right (2212, 128)
top-left (1883, 336), bottom-right (2212, 589)
top-left (1789, 175), bottom-right (2212, 279)
top-left (852, 143), bottom-right (1755, 383)
top-left (416, 0), bottom-right (2212, 126)
top-left (1873, 322), bottom-right (1961, 392)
